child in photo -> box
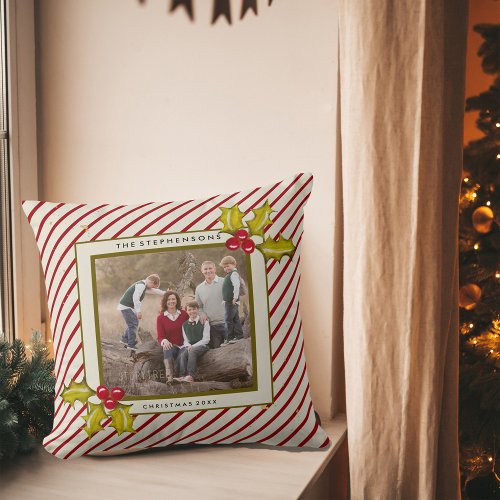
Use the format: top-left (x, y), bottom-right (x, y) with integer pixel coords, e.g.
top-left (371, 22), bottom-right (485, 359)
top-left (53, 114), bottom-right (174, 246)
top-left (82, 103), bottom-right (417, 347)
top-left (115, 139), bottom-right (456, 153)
top-left (176, 301), bottom-right (210, 382)
top-left (117, 274), bottom-right (164, 350)
top-left (220, 255), bottom-right (244, 345)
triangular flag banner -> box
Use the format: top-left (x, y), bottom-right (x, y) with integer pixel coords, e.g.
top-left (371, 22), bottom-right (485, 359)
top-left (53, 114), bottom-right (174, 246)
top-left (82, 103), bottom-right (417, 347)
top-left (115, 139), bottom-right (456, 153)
top-left (212, 0), bottom-right (232, 24)
top-left (170, 0), bottom-right (194, 21)
top-left (241, 0), bottom-right (258, 19)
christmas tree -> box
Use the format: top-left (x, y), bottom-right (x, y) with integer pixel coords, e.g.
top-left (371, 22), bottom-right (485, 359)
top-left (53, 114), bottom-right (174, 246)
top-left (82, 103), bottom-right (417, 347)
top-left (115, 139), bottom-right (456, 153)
top-left (459, 23), bottom-right (500, 498)
top-left (0, 331), bottom-right (55, 460)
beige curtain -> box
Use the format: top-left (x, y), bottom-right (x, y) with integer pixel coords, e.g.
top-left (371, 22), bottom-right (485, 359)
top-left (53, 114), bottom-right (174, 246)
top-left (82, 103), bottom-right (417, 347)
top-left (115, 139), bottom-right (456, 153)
top-left (339, 1), bottom-right (468, 498)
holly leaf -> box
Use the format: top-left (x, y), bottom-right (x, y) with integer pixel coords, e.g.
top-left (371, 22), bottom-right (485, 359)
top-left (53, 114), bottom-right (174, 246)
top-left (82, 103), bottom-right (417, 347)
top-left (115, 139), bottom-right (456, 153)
top-left (218, 205), bottom-right (246, 234)
top-left (108, 402), bottom-right (137, 435)
top-left (246, 200), bottom-right (275, 237)
top-left (81, 402), bottom-right (107, 438)
top-left (256, 236), bottom-right (296, 263)
top-left (61, 377), bottom-right (96, 408)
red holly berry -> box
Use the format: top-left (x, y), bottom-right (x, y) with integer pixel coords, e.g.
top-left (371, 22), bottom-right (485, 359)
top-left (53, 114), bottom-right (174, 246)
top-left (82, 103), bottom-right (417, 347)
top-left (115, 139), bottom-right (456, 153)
top-left (241, 238), bottom-right (256, 254)
top-left (104, 399), bottom-right (117, 410)
top-left (235, 229), bottom-right (249, 241)
top-left (96, 385), bottom-right (109, 400)
top-left (225, 237), bottom-right (240, 251)
top-left (110, 387), bottom-right (125, 401)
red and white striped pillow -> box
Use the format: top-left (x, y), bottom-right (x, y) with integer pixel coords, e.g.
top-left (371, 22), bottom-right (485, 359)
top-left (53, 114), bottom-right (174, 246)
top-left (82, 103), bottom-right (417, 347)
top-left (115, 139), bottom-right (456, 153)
top-left (23, 172), bottom-right (329, 459)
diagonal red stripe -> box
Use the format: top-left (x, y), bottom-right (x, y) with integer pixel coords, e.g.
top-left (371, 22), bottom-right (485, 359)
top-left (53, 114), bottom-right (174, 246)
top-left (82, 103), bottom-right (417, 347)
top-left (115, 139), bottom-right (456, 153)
top-left (272, 310), bottom-right (300, 362)
top-left (63, 418), bottom-right (112, 459)
top-left (271, 278), bottom-right (300, 338)
top-left (85, 414), bottom-right (160, 455)
top-left (49, 276), bottom-right (77, 321)
top-left (55, 323), bottom-right (81, 380)
top-left (27, 201), bottom-right (45, 223)
top-left (182, 192), bottom-right (241, 232)
top-left (276, 401), bottom-right (313, 446)
top-left (319, 437), bottom-right (330, 448)
top-left (279, 193), bottom-right (311, 238)
top-left (40, 204), bottom-right (85, 259)
top-left (257, 383), bottom-right (309, 444)
top-left (44, 404), bottom-right (87, 447)
top-left (93, 203), bottom-right (153, 240)
top-left (191, 406), bottom-right (252, 444)
top-left (145, 411), bottom-right (207, 449)
top-left (158, 196), bottom-right (219, 233)
top-left (206, 183), bottom-right (272, 231)
top-left (267, 232), bottom-right (302, 274)
top-left (233, 365), bottom-right (307, 444)
top-left (135, 200), bottom-right (194, 236)
top-left (297, 418), bottom-right (319, 447)
top-left (117, 413), bottom-right (182, 451)
top-left (51, 294), bottom-right (77, 344)
top-left (289, 215), bottom-right (304, 242)
top-left (170, 408), bottom-right (230, 445)
top-left (273, 324), bottom-right (302, 382)
top-left (50, 402), bottom-right (72, 435)
top-left (269, 258), bottom-right (300, 317)
top-left (111, 202), bottom-right (172, 238)
top-left (56, 344), bottom-right (83, 396)
top-left (213, 346), bottom-right (305, 445)
top-left (36, 203), bottom-right (65, 241)
top-left (268, 173), bottom-right (304, 210)
top-left (268, 253), bottom-right (293, 295)
top-left (263, 175), bottom-right (312, 234)
top-left (54, 364), bottom-right (84, 405)
top-left (44, 205), bottom-right (107, 278)
top-left (46, 204), bottom-right (124, 297)
top-left (274, 343), bottom-right (304, 400)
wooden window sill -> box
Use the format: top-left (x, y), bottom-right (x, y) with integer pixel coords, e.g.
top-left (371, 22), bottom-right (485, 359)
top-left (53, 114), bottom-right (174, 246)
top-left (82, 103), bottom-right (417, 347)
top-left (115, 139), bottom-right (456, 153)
top-left (0, 414), bottom-right (347, 499)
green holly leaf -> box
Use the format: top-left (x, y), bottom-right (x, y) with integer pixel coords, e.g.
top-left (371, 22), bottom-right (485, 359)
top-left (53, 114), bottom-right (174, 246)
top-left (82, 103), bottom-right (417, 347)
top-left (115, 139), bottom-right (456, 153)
top-left (81, 402), bottom-right (107, 438)
top-left (218, 205), bottom-right (246, 234)
top-left (256, 236), bottom-right (296, 263)
top-left (61, 377), bottom-right (96, 408)
top-left (108, 402), bottom-right (137, 435)
top-left (246, 200), bottom-right (275, 237)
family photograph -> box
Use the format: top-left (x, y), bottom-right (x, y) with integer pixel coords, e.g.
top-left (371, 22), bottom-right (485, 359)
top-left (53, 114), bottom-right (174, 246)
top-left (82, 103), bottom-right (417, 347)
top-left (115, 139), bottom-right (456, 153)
top-left (93, 245), bottom-right (254, 397)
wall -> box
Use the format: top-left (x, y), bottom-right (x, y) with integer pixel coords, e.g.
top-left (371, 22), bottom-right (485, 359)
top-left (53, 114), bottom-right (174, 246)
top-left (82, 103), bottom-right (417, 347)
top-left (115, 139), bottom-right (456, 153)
top-left (35, 0), bottom-right (340, 417)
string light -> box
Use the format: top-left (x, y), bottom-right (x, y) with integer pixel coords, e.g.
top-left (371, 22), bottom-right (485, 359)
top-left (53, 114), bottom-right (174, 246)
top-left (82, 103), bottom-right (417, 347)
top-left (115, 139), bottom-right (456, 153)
top-left (497, 154), bottom-right (500, 159)
top-left (486, 201), bottom-right (491, 206)
top-left (472, 192), bottom-right (477, 199)
top-left (464, 177), bottom-right (470, 183)
top-left (473, 340), bottom-right (478, 345)
top-left (496, 123), bottom-right (500, 128)
top-left (474, 243), bottom-right (480, 250)
top-left (496, 272), bottom-right (500, 279)
top-left (488, 457), bottom-right (493, 462)
top-left (469, 323), bottom-right (474, 328)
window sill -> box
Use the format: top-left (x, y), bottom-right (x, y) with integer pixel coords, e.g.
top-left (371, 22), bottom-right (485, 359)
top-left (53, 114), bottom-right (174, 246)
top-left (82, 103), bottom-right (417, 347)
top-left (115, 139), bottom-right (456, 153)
top-left (0, 414), bottom-right (347, 499)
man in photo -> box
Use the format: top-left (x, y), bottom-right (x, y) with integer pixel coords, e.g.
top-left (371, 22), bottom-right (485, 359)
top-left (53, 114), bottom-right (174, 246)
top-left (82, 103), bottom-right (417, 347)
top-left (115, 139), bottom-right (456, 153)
top-left (195, 261), bottom-right (228, 348)
top-left (117, 274), bottom-right (165, 350)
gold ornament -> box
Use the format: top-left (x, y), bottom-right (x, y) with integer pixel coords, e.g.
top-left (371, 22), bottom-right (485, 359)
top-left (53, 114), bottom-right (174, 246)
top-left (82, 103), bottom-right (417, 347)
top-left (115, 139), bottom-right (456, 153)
top-left (472, 206), bottom-right (494, 234)
top-left (459, 284), bottom-right (482, 310)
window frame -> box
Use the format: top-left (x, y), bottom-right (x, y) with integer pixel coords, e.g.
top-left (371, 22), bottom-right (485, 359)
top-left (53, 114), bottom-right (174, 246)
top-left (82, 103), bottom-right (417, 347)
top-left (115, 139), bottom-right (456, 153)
top-left (5, 0), bottom-right (42, 342)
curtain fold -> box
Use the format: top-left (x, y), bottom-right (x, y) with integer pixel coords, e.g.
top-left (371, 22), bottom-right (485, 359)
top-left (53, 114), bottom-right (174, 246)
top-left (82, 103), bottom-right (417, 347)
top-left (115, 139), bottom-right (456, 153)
top-left (339, 1), bottom-right (467, 498)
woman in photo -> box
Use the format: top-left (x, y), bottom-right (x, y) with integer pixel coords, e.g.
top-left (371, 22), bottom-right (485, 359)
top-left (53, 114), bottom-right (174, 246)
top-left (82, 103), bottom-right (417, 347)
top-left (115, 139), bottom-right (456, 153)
top-left (156, 290), bottom-right (188, 383)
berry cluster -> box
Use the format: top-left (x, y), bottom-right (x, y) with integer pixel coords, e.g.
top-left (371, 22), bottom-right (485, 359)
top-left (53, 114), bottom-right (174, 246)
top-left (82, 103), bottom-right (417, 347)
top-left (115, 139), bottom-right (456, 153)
top-left (225, 229), bottom-right (256, 254)
top-left (96, 385), bottom-right (125, 410)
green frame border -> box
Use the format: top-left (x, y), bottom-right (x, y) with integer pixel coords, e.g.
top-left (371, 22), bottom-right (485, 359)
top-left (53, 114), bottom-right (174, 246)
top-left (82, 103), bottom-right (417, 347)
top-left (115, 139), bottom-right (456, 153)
top-left (74, 229), bottom-right (275, 413)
